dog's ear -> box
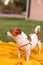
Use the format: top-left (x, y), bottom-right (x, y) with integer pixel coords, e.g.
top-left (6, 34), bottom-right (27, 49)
top-left (15, 28), bottom-right (22, 34)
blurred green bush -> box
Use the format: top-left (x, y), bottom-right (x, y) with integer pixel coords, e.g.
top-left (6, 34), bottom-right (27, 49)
top-left (0, 0), bottom-right (26, 14)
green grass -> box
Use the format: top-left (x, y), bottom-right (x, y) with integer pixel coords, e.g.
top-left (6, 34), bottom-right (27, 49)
top-left (0, 18), bottom-right (43, 42)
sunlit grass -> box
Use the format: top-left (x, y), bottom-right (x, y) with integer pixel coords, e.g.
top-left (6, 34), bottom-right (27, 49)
top-left (0, 18), bottom-right (43, 42)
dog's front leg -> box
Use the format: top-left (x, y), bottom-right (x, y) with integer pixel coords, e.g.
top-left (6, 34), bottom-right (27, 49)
top-left (26, 49), bottom-right (31, 61)
top-left (26, 50), bottom-right (31, 61)
top-left (18, 49), bottom-right (21, 58)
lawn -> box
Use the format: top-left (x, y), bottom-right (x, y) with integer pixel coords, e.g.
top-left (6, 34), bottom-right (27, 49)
top-left (0, 18), bottom-right (43, 42)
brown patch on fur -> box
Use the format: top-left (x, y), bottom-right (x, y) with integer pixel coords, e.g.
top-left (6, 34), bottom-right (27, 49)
top-left (36, 29), bottom-right (41, 40)
top-left (27, 35), bottom-right (31, 41)
top-left (36, 33), bottom-right (40, 40)
top-left (10, 28), bottom-right (22, 36)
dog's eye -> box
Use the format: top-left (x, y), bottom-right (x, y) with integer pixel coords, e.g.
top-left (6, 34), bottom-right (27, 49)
top-left (10, 30), bottom-right (12, 33)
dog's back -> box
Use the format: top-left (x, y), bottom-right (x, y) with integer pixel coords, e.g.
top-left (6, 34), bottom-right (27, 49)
top-left (27, 25), bottom-right (41, 49)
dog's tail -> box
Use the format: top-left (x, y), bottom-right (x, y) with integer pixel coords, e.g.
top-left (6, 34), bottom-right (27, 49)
top-left (35, 25), bottom-right (41, 34)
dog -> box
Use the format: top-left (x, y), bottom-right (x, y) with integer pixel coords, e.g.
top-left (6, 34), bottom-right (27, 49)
top-left (6, 25), bottom-right (41, 61)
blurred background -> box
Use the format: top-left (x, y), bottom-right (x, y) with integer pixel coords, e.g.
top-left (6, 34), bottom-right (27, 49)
top-left (0, 0), bottom-right (26, 14)
top-left (0, 0), bottom-right (43, 42)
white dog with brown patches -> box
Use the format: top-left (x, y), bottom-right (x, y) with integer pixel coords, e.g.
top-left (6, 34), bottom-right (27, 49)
top-left (6, 25), bottom-right (41, 61)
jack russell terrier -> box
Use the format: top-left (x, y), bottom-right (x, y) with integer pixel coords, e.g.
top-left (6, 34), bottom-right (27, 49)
top-left (6, 25), bottom-right (41, 61)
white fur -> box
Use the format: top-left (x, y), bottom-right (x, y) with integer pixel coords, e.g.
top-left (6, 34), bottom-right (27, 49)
top-left (35, 25), bottom-right (40, 33)
top-left (6, 25), bottom-right (41, 61)
top-left (7, 31), bottom-right (12, 37)
top-left (29, 34), bottom-right (38, 49)
top-left (14, 32), bottom-right (30, 46)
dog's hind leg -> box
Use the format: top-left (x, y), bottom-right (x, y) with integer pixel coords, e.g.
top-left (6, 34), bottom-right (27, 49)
top-left (37, 41), bottom-right (41, 54)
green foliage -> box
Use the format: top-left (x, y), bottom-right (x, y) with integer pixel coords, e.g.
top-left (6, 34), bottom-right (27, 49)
top-left (14, 0), bottom-right (26, 11)
top-left (0, 0), bottom-right (3, 5)
top-left (0, 0), bottom-right (4, 13)
top-left (0, 0), bottom-right (26, 13)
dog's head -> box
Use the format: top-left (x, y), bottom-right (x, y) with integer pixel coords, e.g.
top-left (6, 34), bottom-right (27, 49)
top-left (6, 28), bottom-right (22, 38)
